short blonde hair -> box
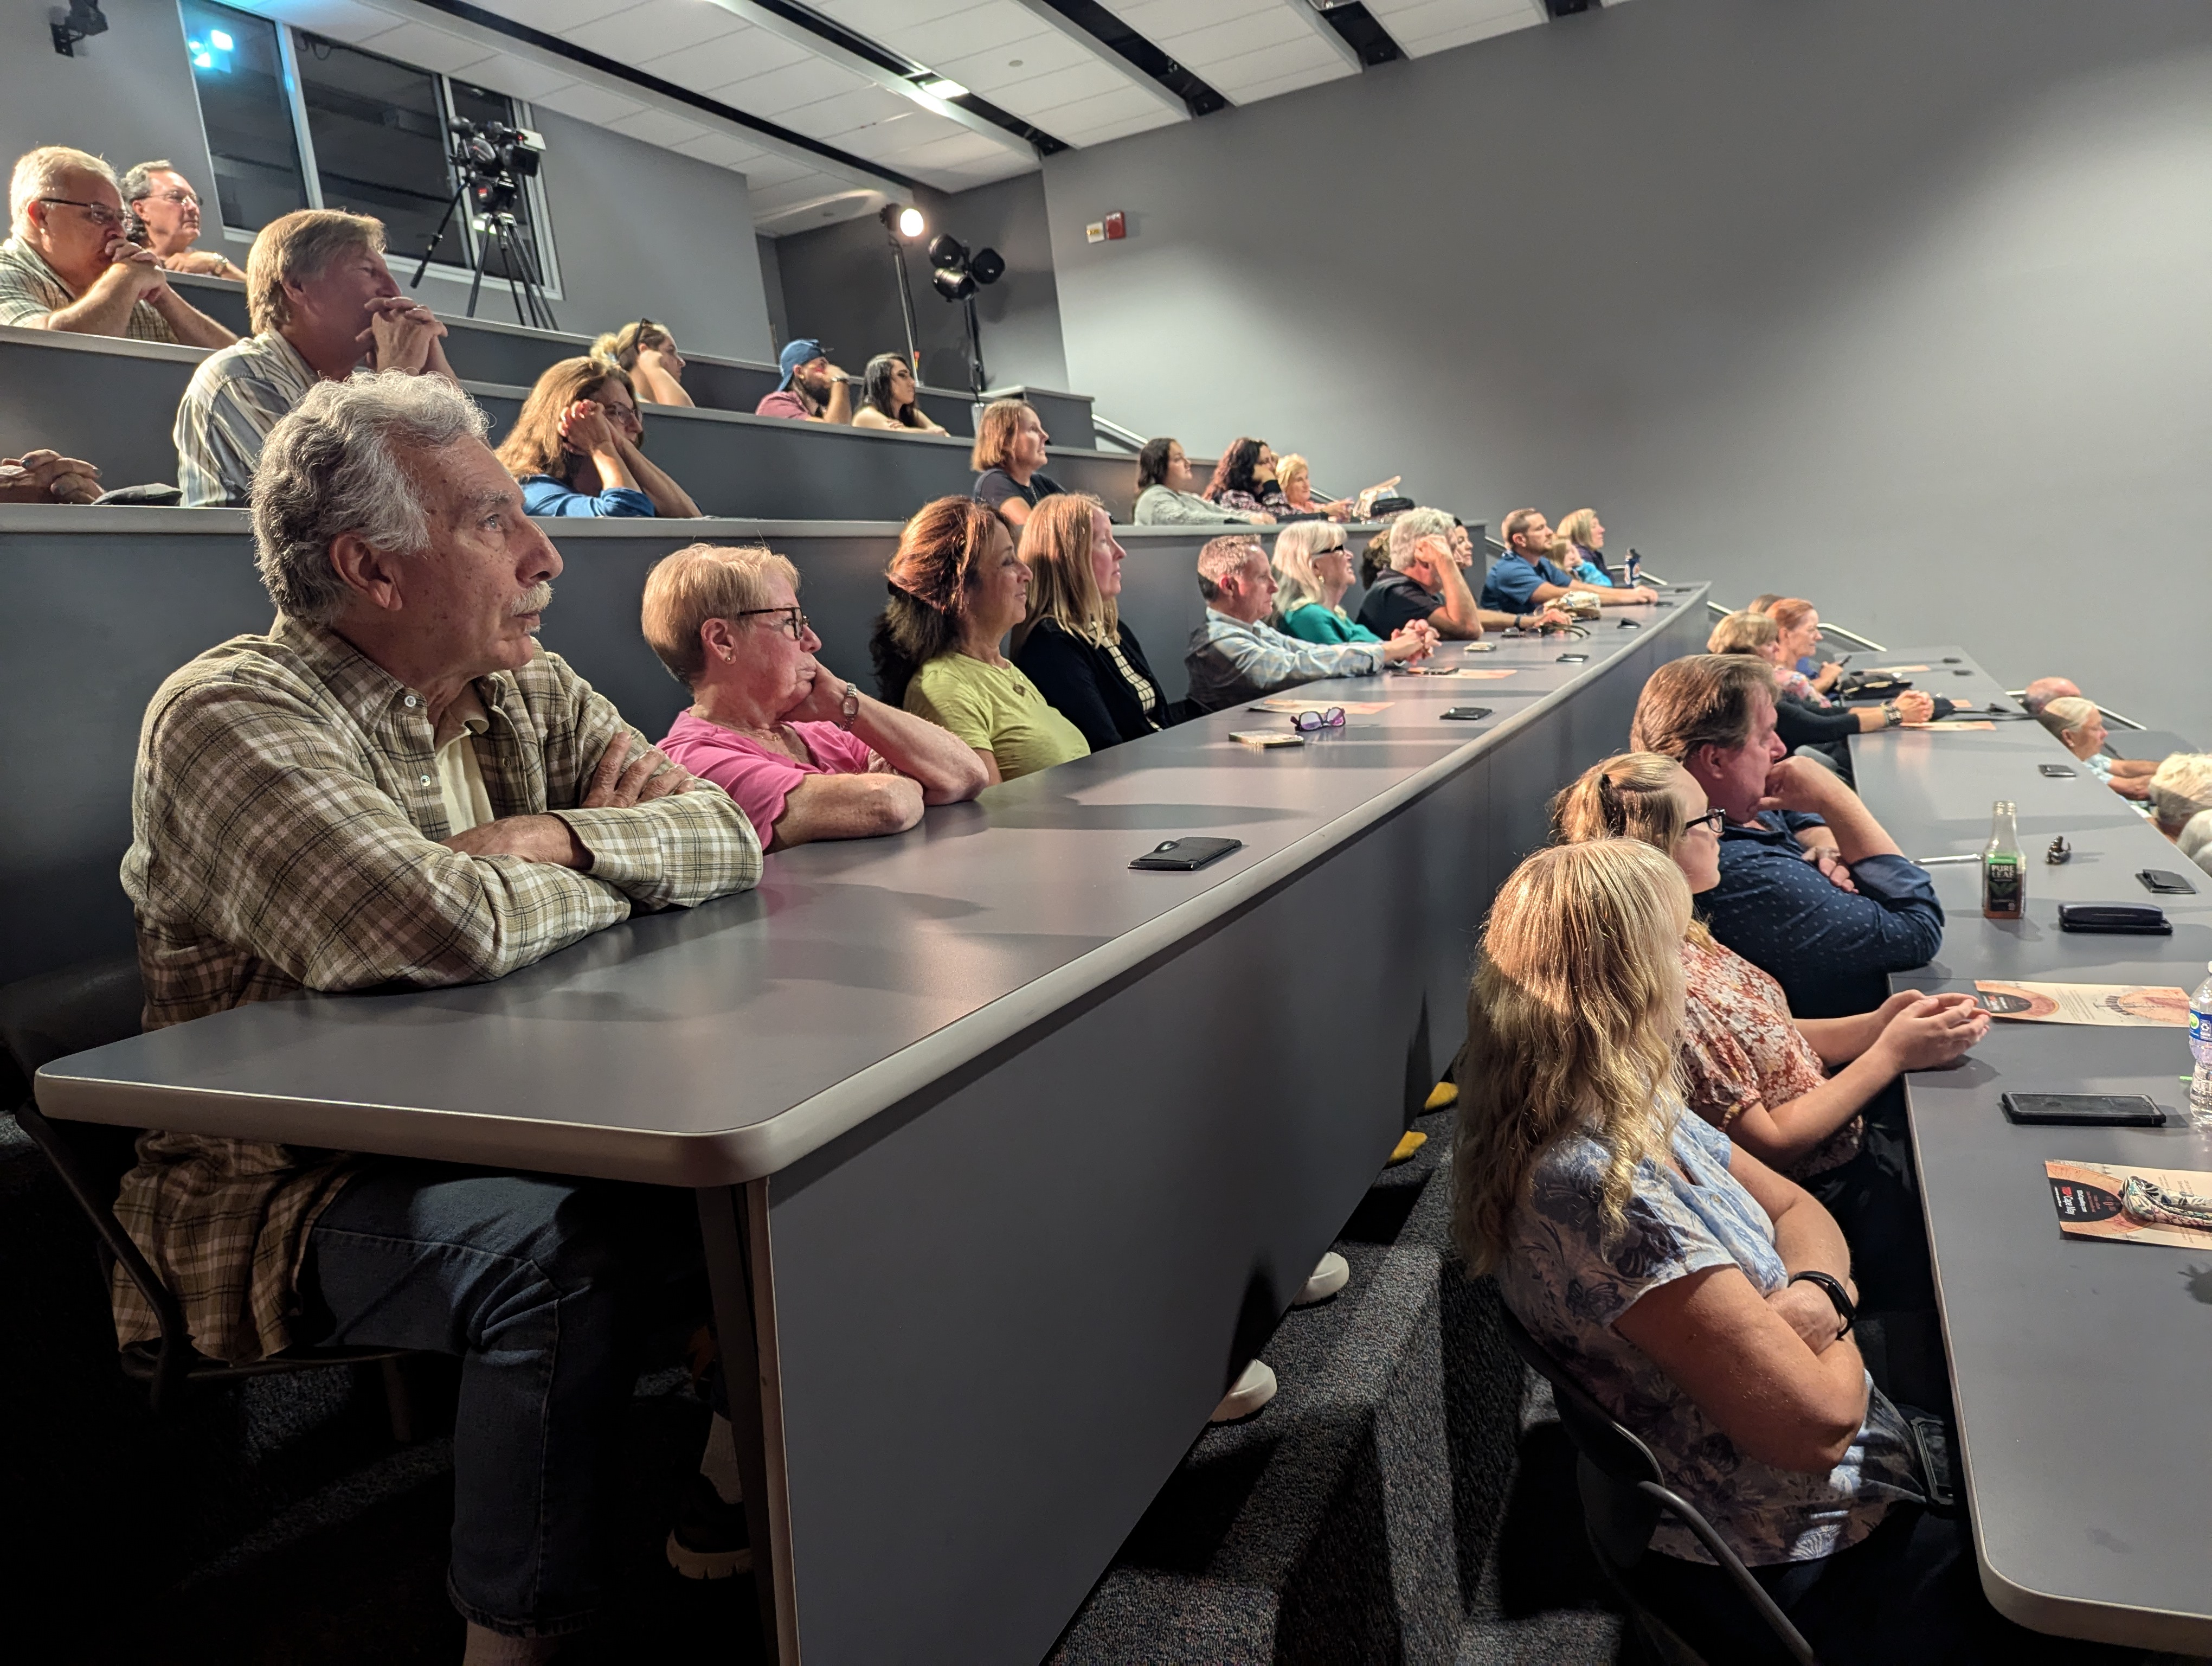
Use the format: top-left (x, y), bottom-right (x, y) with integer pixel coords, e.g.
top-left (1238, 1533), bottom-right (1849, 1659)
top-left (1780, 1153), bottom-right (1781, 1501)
top-left (1451, 840), bottom-right (1690, 1274)
top-left (10, 145), bottom-right (115, 237)
top-left (969, 398), bottom-right (1037, 473)
top-left (2036, 696), bottom-right (2099, 742)
top-left (246, 208), bottom-right (385, 336)
top-left (1271, 520), bottom-right (1348, 616)
top-left (1706, 609), bottom-right (1780, 656)
top-left (641, 542), bottom-right (800, 687)
top-left (1276, 452), bottom-right (1310, 494)
top-left (2150, 753), bottom-right (2212, 832)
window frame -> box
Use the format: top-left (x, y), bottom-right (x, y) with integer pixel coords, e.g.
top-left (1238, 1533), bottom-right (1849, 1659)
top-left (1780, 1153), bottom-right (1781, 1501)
top-left (182, 1), bottom-right (562, 302)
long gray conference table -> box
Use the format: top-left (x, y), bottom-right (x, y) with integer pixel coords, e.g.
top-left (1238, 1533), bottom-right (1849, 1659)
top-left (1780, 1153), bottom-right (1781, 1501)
top-left (35, 587), bottom-right (1708, 1664)
top-left (1851, 645), bottom-right (2212, 1653)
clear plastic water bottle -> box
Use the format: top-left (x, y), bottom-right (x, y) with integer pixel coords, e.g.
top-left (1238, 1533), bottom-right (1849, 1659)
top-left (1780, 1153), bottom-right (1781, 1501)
top-left (2190, 961), bottom-right (2212, 1129)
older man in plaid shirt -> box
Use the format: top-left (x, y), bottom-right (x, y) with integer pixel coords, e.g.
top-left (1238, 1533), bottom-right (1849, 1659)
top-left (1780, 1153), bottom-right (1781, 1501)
top-left (118, 371), bottom-right (761, 1660)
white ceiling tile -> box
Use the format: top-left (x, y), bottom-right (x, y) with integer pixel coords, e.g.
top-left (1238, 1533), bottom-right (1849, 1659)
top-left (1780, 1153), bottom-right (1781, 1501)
top-left (669, 129), bottom-right (772, 169)
top-left (538, 81), bottom-right (648, 126)
top-left (465, 0), bottom-right (640, 31)
top-left (1205, 38), bottom-right (1353, 95)
top-left (873, 7), bottom-right (1054, 65)
top-left (779, 82), bottom-right (925, 138)
top-left (735, 151), bottom-right (815, 187)
top-left (562, 0), bottom-right (748, 59)
top-left (601, 106), bottom-right (713, 149)
top-left (641, 23), bottom-right (817, 90)
top-left (1105, 0), bottom-right (1279, 40)
top-left (809, 0), bottom-right (981, 36)
top-left (260, 0), bottom-right (405, 46)
top-left (1051, 97), bottom-right (1183, 145)
top-left (449, 54), bottom-right (580, 104)
top-left (1365, 0), bottom-right (1546, 56)
top-left (967, 60), bottom-right (1130, 117)
top-left (351, 18), bottom-right (501, 75)
top-left (712, 56), bottom-right (870, 116)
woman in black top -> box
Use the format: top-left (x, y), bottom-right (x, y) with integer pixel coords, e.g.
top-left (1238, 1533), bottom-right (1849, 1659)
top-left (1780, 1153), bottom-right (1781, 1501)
top-left (1011, 494), bottom-right (1167, 751)
top-left (970, 398), bottom-right (1063, 529)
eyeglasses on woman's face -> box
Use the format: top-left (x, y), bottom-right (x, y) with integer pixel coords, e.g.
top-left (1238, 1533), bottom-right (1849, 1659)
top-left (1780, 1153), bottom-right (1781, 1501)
top-left (1289, 707), bottom-right (1346, 733)
top-left (1680, 807), bottom-right (1727, 837)
top-left (734, 605), bottom-right (809, 642)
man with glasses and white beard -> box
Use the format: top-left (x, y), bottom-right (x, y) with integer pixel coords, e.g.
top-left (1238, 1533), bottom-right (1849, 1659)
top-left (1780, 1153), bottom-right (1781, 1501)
top-left (0, 145), bottom-right (234, 345)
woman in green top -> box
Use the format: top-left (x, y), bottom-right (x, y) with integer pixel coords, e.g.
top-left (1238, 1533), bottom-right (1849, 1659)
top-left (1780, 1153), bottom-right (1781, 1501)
top-left (1272, 520), bottom-right (1381, 645)
top-left (870, 496), bottom-right (1090, 783)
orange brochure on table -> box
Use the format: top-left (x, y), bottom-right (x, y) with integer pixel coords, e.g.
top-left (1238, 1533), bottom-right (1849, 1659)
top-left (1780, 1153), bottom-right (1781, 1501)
top-left (1248, 698), bottom-right (1393, 714)
top-left (1975, 981), bottom-right (2189, 1027)
top-left (2047, 1159), bottom-right (2212, 1251)
top-left (1904, 720), bottom-right (1996, 731)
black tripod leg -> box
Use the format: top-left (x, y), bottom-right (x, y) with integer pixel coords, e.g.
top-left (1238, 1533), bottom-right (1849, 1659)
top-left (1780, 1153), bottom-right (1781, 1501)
top-left (412, 188), bottom-right (465, 289)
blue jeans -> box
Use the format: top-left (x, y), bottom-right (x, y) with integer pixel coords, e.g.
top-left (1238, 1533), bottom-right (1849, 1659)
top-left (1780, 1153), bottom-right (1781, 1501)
top-left (297, 1161), bottom-right (703, 1637)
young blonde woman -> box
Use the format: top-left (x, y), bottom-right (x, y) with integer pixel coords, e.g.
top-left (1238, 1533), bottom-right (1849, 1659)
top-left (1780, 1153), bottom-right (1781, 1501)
top-left (1454, 840), bottom-right (2115, 1666)
top-left (495, 356), bottom-right (702, 518)
top-left (1270, 521), bottom-right (1379, 645)
top-left (1010, 494), bottom-right (1167, 752)
top-left (1553, 507), bottom-right (1613, 588)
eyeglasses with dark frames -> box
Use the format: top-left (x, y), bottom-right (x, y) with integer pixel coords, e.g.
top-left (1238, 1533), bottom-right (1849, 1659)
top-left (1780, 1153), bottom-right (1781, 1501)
top-left (732, 606), bottom-right (809, 642)
top-left (37, 197), bottom-right (124, 229)
top-left (1683, 808), bottom-right (1728, 835)
top-left (1289, 707), bottom-right (1346, 734)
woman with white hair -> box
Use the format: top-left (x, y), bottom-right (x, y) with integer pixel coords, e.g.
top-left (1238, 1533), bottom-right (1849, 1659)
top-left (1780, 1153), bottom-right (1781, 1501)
top-left (1272, 521), bottom-right (1380, 645)
top-left (2035, 696), bottom-right (2115, 782)
top-left (1454, 839), bottom-right (2120, 1665)
top-left (2147, 754), bottom-right (2212, 874)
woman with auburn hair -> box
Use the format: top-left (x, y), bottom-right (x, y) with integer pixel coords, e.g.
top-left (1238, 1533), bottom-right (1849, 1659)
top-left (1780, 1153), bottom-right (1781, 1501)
top-left (1452, 838), bottom-right (2095, 1666)
top-left (495, 356), bottom-right (701, 517)
top-left (969, 398), bottom-right (1063, 528)
top-left (1010, 494), bottom-right (1168, 752)
top-left (871, 496), bottom-right (1088, 782)
top-left (1706, 609), bottom-right (1932, 783)
top-left (1271, 521), bottom-right (1379, 645)
top-left (1203, 437), bottom-right (1292, 520)
top-left (590, 317), bottom-right (694, 407)
top-left (1768, 597), bottom-right (1843, 692)
top-left (1553, 507), bottom-right (1615, 588)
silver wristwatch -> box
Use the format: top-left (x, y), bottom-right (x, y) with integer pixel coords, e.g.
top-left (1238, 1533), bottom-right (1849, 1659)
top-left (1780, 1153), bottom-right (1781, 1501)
top-left (1881, 700), bottom-right (1902, 728)
top-left (837, 681), bottom-right (860, 731)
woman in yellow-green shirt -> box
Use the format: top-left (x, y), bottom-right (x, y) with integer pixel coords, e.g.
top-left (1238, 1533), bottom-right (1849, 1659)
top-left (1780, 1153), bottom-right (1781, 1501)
top-left (869, 496), bottom-right (1089, 782)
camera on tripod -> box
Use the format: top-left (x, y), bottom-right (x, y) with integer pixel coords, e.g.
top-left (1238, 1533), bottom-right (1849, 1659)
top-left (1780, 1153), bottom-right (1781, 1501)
top-left (449, 117), bottom-right (543, 210)
top-left (414, 117), bottom-right (555, 329)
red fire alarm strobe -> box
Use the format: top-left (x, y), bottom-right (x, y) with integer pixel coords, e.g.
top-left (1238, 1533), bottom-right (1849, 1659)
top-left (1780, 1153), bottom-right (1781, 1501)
top-left (1103, 210), bottom-right (1126, 240)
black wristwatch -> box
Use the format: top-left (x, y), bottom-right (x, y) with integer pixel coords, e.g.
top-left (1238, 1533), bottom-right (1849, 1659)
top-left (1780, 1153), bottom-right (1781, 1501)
top-left (1788, 1270), bottom-right (1856, 1338)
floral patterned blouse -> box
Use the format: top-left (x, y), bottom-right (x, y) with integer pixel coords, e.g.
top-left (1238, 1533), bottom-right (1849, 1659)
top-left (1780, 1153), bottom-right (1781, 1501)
top-left (1778, 667), bottom-right (1830, 707)
top-left (1498, 1111), bottom-right (1921, 1566)
top-left (1680, 934), bottom-right (1862, 1178)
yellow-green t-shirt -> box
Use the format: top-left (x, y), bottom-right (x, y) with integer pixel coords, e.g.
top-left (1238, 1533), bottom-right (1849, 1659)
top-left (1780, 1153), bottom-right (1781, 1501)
top-left (905, 652), bottom-right (1090, 781)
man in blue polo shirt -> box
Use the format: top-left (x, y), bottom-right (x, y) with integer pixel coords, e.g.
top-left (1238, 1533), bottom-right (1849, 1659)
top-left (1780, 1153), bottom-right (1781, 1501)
top-left (1631, 653), bottom-right (1943, 1018)
top-left (1478, 507), bottom-right (1657, 614)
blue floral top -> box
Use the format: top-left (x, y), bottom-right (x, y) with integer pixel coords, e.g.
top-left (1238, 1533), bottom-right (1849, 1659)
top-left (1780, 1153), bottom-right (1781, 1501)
top-left (1496, 1110), bottom-right (1921, 1566)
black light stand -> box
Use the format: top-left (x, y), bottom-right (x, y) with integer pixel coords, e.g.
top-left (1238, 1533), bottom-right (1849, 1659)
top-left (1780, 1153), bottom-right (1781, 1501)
top-left (878, 204), bottom-right (924, 377)
top-left (927, 234), bottom-right (1005, 398)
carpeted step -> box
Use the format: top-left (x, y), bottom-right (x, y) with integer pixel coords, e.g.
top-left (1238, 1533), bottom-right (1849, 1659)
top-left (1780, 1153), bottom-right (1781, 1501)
top-left (1047, 1111), bottom-right (1550, 1666)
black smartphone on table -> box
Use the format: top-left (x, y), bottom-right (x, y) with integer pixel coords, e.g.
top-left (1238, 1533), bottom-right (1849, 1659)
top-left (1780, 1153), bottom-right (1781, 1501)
top-left (1129, 837), bottom-right (1243, 872)
top-left (1441, 707), bottom-right (1492, 722)
top-left (2000, 1092), bottom-right (2164, 1126)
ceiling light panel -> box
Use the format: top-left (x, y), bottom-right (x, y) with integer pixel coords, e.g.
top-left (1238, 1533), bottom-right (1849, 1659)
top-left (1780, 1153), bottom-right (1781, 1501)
top-left (1356, 0), bottom-right (1545, 56)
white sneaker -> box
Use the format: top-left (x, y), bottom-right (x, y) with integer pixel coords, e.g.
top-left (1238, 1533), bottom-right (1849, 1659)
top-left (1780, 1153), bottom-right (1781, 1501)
top-left (1210, 1359), bottom-right (1277, 1423)
top-left (1295, 1251), bottom-right (1349, 1307)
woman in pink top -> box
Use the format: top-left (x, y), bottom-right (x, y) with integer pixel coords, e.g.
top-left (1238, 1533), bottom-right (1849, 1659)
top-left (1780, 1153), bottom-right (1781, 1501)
top-left (645, 542), bottom-right (988, 849)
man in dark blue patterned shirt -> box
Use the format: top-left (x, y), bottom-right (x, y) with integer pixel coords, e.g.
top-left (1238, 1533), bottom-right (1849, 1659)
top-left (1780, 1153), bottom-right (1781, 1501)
top-left (1631, 655), bottom-right (1943, 1018)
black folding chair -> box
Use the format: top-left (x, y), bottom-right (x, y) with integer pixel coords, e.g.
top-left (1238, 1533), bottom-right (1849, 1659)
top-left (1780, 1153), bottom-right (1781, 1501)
top-left (1498, 1304), bottom-right (1818, 1666)
top-left (2, 957), bottom-right (420, 1435)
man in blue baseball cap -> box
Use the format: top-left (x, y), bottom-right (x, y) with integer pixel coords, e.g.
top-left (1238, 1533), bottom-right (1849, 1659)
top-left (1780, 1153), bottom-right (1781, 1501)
top-left (755, 336), bottom-right (850, 424)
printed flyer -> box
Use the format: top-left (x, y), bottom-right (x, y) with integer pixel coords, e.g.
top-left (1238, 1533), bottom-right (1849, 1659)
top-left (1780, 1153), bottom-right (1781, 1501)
top-left (1975, 981), bottom-right (2189, 1027)
top-left (2047, 1159), bottom-right (2212, 1251)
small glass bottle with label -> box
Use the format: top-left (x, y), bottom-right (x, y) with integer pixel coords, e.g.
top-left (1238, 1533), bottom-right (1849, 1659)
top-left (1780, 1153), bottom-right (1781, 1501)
top-left (1982, 800), bottom-right (2023, 920)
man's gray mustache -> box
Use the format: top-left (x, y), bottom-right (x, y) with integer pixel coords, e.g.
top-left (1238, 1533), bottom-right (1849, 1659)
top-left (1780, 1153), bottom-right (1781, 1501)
top-left (512, 582), bottom-right (553, 616)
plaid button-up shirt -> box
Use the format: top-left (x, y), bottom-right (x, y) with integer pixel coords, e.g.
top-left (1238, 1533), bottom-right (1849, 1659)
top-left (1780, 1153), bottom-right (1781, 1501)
top-left (173, 330), bottom-right (319, 508)
top-left (1182, 607), bottom-right (1385, 713)
top-left (115, 616), bottom-right (763, 1362)
top-left (0, 235), bottom-right (178, 343)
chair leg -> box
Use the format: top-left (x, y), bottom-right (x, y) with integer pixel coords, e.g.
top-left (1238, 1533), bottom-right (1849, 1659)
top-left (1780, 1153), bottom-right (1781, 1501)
top-left (381, 1356), bottom-right (417, 1445)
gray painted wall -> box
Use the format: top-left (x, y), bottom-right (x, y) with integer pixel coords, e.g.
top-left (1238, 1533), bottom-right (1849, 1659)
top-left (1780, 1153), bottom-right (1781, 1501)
top-left (773, 169), bottom-right (1070, 393)
top-left (1040, 0), bottom-right (2212, 730)
top-left (0, 2), bottom-right (775, 361)
top-left (758, 232), bottom-right (790, 350)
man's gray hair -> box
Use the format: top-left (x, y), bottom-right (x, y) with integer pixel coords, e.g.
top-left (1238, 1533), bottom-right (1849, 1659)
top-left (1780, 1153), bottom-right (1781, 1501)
top-left (2149, 753), bottom-right (2212, 834)
top-left (252, 372), bottom-right (490, 625)
top-left (10, 145), bottom-right (115, 237)
top-left (118, 159), bottom-right (177, 207)
top-left (1388, 507), bottom-right (1456, 572)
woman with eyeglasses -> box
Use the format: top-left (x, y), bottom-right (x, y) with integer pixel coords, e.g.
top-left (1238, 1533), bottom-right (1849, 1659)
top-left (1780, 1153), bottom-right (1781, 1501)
top-left (1550, 753), bottom-right (1985, 1360)
top-left (496, 355), bottom-right (702, 517)
top-left (650, 542), bottom-right (987, 850)
top-left (1271, 521), bottom-right (1380, 645)
top-left (872, 496), bottom-right (1091, 781)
